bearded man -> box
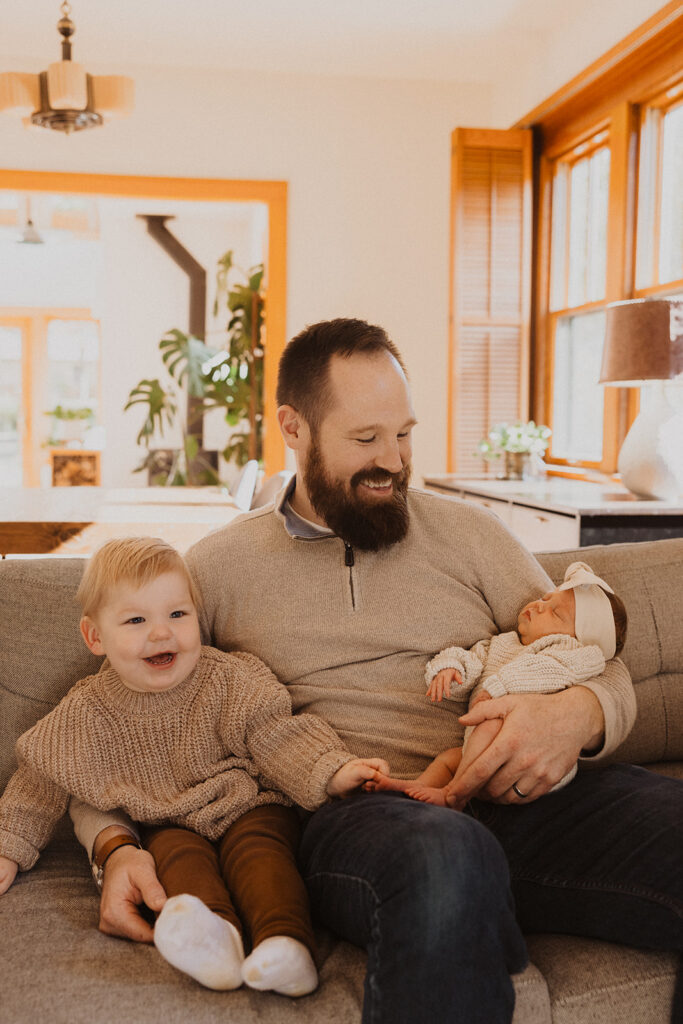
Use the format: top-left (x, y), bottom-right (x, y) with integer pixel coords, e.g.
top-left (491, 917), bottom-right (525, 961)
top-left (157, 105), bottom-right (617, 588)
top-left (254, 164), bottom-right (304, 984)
top-left (72, 319), bottom-right (683, 1024)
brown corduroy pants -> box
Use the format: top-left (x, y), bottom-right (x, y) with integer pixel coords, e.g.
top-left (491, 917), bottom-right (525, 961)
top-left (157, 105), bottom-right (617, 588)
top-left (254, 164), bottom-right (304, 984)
top-left (145, 804), bottom-right (315, 955)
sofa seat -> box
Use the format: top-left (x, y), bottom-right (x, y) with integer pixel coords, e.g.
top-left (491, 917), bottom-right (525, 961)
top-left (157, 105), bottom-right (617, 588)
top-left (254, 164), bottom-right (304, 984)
top-left (1, 538), bottom-right (682, 1023)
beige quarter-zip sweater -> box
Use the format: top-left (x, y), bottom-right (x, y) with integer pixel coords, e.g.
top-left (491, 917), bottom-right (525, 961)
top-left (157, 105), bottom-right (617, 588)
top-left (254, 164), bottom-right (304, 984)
top-left (70, 485), bottom-right (636, 853)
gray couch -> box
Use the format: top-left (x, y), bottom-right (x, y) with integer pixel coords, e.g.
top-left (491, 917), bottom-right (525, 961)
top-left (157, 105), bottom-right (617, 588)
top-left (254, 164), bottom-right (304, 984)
top-left (1, 538), bottom-right (682, 1024)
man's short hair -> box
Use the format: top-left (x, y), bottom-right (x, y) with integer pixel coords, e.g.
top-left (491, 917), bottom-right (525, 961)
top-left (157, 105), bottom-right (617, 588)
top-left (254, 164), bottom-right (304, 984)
top-left (77, 536), bottom-right (201, 619)
top-left (276, 318), bottom-right (407, 432)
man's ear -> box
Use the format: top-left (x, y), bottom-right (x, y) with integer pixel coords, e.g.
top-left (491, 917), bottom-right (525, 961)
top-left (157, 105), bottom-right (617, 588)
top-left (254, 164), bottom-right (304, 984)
top-left (80, 616), bottom-right (105, 656)
top-left (277, 405), bottom-right (310, 451)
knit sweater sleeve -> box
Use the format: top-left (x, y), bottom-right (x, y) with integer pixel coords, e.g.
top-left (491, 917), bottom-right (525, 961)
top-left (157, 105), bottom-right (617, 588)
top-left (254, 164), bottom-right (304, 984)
top-left (483, 640), bottom-right (606, 699)
top-left (424, 640), bottom-right (490, 695)
top-left (0, 756), bottom-right (70, 871)
top-left (224, 652), bottom-right (354, 810)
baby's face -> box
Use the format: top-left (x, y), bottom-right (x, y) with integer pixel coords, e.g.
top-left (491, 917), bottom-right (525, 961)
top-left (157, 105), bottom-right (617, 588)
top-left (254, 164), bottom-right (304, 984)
top-left (83, 570), bottom-right (201, 693)
top-left (517, 587), bottom-right (576, 646)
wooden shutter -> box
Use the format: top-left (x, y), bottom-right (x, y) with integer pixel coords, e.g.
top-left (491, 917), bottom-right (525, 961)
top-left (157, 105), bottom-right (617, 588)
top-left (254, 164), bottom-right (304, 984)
top-left (448, 128), bottom-right (533, 473)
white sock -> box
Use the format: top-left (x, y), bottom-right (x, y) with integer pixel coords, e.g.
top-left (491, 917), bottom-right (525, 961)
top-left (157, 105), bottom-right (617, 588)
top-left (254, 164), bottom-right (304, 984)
top-left (154, 893), bottom-right (244, 990)
top-left (242, 935), bottom-right (318, 997)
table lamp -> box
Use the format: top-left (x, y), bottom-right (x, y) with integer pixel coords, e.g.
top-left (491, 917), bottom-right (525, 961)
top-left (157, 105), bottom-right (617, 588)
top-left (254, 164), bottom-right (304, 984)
top-left (599, 298), bottom-right (683, 499)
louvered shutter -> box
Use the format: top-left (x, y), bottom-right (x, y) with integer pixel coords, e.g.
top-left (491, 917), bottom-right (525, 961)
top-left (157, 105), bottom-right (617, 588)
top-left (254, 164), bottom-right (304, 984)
top-left (448, 128), bottom-right (533, 473)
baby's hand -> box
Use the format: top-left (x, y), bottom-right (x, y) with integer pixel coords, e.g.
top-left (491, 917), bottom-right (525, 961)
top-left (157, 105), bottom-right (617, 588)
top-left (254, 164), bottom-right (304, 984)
top-left (327, 758), bottom-right (391, 798)
top-left (427, 668), bottom-right (463, 702)
top-left (0, 856), bottom-right (18, 895)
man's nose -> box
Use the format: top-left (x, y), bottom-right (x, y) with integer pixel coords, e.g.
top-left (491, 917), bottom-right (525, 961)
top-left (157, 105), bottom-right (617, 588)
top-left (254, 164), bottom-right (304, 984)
top-left (374, 438), bottom-right (404, 474)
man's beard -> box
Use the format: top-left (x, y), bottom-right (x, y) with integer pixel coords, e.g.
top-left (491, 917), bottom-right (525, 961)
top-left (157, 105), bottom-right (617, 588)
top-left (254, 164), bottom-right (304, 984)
top-left (304, 441), bottom-right (411, 551)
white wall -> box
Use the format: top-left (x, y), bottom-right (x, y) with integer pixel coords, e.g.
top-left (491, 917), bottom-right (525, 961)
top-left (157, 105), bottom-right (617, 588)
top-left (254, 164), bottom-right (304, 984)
top-left (1, 66), bottom-right (492, 484)
top-left (488, 0), bottom-right (667, 126)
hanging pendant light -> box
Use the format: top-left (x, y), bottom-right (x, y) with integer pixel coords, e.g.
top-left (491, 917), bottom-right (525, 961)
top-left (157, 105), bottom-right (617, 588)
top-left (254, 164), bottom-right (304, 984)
top-left (18, 197), bottom-right (44, 244)
top-left (0, 2), bottom-right (134, 133)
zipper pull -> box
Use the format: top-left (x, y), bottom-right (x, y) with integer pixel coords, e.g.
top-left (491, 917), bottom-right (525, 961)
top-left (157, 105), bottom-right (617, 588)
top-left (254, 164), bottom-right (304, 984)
top-left (344, 542), bottom-right (355, 567)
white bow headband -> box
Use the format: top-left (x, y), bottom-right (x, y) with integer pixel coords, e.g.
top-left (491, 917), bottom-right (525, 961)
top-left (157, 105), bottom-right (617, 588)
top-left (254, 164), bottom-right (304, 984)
top-left (557, 561), bottom-right (616, 660)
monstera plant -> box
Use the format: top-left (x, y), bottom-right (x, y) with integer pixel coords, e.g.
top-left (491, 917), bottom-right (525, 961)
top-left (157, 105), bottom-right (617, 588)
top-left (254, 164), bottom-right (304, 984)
top-left (124, 251), bottom-right (265, 485)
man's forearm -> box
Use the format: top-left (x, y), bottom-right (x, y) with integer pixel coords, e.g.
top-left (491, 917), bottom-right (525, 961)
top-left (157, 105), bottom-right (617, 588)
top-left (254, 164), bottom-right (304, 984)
top-left (568, 685), bottom-right (605, 754)
top-left (576, 658), bottom-right (636, 760)
top-left (69, 796), bottom-right (139, 861)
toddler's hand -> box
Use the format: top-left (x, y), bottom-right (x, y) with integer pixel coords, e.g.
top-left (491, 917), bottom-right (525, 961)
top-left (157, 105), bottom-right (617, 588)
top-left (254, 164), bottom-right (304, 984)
top-left (427, 668), bottom-right (462, 702)
top-left (327, 758), bottom-right (391, 798)
top-left (0, 856), bottom-right (18, 895)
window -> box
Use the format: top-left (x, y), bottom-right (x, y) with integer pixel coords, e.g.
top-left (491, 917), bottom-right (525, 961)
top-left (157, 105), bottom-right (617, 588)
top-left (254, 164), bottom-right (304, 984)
top-left (546, 134), bottom-right (611, 467)
top-left (635, 89), bottom-right (683, 294)
top-left (0, 324), bottom-right (23, 485)
top-left (0, 312), bottom-right (100, 485)
top-left (527, 6), bottom-right (683, 477)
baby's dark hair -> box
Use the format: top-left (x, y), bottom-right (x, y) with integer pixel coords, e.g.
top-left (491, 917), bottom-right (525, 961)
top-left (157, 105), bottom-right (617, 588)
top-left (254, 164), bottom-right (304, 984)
top-left (605, 590), bottom-right (628, 657)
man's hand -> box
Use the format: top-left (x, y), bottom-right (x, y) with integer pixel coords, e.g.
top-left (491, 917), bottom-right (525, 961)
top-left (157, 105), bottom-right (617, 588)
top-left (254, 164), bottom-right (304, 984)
top-left (445, 686), bottom-right (604, 808)
top-left (98, 844), bottom-right (167, 943)
top-left (0, 856), bottom-right (18, 895)
top-left (327, 758), bottom-right (391, 798)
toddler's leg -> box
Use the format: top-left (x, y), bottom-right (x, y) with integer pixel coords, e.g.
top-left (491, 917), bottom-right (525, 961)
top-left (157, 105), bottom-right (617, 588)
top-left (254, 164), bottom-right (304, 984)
top-left (145, 826), bottom-right (244, 990)
top-left (219, 805), bottom-right (318, 997)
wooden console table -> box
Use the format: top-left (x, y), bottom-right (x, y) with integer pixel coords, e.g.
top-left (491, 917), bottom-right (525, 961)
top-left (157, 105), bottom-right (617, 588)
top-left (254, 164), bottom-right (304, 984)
top-left (423, 475), bottom-right (683, 552)
top-left (0, 487), bottom-right (241, 558)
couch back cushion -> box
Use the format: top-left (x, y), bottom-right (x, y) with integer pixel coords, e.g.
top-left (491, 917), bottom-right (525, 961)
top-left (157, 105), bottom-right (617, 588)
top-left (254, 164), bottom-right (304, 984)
top-left (1, 539), bottom-right (681, 792)
top-left (0, 558), bottom-right (102, 790)
top-left (537, 538), bottom-right (683, 764)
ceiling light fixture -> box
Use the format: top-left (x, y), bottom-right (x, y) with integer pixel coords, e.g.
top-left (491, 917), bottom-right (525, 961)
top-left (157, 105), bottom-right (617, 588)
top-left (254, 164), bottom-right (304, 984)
top-left (17, 198), bottom-right (44, 245)
top-left (0, 2), bottom-right (134, 133)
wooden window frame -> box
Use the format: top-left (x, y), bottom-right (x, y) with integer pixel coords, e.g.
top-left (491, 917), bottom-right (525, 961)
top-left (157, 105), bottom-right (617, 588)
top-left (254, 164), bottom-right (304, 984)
top-left (521, 2), bottom-right (683, 477)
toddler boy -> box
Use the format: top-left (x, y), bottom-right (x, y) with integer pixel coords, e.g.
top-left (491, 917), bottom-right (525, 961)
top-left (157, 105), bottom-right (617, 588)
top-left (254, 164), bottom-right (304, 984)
top-left (0, 537), bottom-right (387, 995)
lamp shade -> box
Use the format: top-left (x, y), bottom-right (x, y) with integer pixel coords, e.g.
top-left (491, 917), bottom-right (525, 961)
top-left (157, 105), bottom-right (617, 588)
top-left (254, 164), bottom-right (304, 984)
top-left (599, 299), bottom-right (683, 386)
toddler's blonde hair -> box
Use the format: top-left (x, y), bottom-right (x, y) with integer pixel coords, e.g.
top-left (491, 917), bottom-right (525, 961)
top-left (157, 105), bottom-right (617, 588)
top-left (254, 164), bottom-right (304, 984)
top-left (77, 537), bottom-right (202, 618)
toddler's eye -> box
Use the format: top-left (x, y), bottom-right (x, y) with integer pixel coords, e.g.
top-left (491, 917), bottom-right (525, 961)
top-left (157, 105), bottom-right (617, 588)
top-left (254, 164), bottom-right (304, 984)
top-left (170, 610), bottom-right (186, 618)
top-left (126, 616), bottom-right (144, 625)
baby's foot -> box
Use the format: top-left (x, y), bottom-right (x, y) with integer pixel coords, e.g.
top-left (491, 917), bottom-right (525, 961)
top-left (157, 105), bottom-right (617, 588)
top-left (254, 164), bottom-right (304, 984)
top-left (154, 893), bottom-right (244, 990)
top-left (403, 784), bottom-right (450, 807)
top-left (365, 774), bottom-right (415, 796)
top-left (242, 936), bottom-right (318, 997)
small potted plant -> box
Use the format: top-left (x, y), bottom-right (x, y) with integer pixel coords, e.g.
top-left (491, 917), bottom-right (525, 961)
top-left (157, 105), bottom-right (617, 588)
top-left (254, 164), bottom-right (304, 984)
top-left (476, 421), bottom-right (551, 480)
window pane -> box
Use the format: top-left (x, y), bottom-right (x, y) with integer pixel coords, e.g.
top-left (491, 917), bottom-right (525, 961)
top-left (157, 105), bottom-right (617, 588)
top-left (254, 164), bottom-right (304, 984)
top-left (552, 310), bottom-right (606, 462)
top-left (567, 148), bottom-right (610, 308)
top-left (46, 319), bottom-right (99, 412)
top-left (549, 166), bottom-right (567, 311)
top-left (0, 326), bottom-right (23, 485)
top-left (659, 102), bottom-right (683, 284)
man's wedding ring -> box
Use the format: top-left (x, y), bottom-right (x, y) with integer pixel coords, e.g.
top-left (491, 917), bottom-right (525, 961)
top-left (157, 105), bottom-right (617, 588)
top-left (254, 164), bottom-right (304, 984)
top-left (512, 782), bottom-right (528, 799)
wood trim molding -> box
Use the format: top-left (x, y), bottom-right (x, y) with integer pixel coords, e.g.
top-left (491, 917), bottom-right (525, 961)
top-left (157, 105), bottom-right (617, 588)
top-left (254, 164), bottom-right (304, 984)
top-left (0, 169), bottom-right (288, 475)
top-left (514, 2), bottom-right (683, 146)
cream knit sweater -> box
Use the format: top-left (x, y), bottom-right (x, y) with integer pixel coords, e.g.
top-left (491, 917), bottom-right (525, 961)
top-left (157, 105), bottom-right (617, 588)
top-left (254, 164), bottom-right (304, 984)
top-left (0, 647), bottom-right (352, 871)
top-left (425, 632), bottom-right (606, 701)
top-left (71, 486), bottom-right (636, 854)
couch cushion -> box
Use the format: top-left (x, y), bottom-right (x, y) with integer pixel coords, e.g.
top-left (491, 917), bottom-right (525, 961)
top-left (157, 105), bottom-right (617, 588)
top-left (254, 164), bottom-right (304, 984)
top-left (537, 538), bottom-right (683, 763)
top-left (525, 934), bottom-right (678, 1024)
top-left (0, 816), bottom-right (553, 1024)
top-left (0, 558), bottom-right (102, 790)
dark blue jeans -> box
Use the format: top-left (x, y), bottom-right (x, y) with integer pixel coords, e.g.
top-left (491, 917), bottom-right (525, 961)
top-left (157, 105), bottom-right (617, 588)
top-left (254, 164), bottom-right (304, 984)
top-left (299, 764), bottom-right (683, 1024)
